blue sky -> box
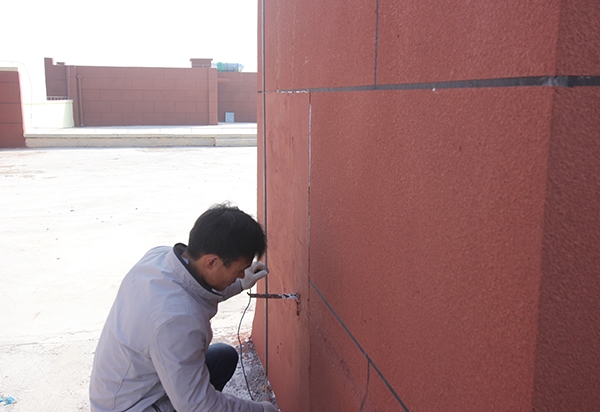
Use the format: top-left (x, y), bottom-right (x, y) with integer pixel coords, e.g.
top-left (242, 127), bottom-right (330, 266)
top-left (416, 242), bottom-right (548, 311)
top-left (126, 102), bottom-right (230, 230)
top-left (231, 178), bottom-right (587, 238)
top-left (1, 0), bottom-right (258, 100)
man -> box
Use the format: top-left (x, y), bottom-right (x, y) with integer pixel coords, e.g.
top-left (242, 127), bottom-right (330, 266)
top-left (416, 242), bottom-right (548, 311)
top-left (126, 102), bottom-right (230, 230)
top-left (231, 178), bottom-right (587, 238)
top-left (90, 204), bottom-right (278, 412)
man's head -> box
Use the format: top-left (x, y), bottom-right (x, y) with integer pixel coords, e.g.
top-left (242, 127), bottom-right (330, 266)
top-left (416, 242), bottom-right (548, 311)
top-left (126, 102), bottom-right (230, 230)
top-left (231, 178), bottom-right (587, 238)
top-left (186, 203), bottom-right (266, 267)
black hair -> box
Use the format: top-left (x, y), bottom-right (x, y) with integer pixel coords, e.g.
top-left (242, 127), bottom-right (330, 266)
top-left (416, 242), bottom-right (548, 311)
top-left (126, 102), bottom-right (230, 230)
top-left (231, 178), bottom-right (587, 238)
top-left (186, 203), bottom-right (266, 266)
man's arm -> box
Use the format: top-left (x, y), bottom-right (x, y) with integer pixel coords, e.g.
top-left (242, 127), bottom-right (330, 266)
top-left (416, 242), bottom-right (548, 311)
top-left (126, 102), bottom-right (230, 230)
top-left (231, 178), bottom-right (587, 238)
top-left (149, 315), bottom-right (265, 412)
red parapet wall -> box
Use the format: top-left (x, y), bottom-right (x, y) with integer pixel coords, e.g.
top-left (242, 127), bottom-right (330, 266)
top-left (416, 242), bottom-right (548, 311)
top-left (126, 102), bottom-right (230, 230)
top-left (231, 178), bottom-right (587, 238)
top-left (253, 0), bottom-right (600, 411)
top-left (45, 58), bottom-right (68, 99)
top-left (0, 69), bottom-right (26, 148)
top-left (44, 58), bottom-right (258, 127)
top-left (218, 72), bottom-right (258, 123)
top-left (44, 58), bottom-right (217, 126)
top-left (533, 87), bottom-right (600, 411)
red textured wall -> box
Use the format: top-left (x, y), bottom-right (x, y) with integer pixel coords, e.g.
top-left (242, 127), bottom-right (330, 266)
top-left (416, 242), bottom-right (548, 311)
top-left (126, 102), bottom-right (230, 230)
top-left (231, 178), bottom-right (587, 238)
top-left (217, 72), bottom-right (257, 122)
top-left (254, 0), bottom-right (600, 411)
top-left (255, 91), bottom-right (311, 412)
top-left (45, 58), bottom-right (68, 98)
top-left (0, 69), bottom-right (25, 148)
top-left (533, 88), bottom-right (600, 411)
top-left (308, 88), bottom-right (555, 412)
top-left (45, 59), bottom-right (221, 126)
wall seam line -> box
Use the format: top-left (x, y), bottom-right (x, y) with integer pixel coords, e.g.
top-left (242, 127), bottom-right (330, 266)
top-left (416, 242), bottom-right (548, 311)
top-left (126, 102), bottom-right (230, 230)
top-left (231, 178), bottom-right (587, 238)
top-left (530, 86), bottom-right (560, 410)
top-left (309, 279), bottom-right (410, 412)
top-left (260, 0), bottom-right (269, 378)
top-left (268, 75), bottom-right (600, 94)
top-left (374, 0), bottom-right (380, 86)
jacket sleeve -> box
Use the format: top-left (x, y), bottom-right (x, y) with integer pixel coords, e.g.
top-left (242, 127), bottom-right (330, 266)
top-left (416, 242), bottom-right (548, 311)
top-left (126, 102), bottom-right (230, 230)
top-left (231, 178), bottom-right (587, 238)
top-left (149, 315), bottom-right (263, 412)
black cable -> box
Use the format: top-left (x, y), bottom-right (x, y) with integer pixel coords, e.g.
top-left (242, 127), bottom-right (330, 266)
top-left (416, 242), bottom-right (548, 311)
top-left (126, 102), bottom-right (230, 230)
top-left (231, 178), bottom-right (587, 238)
top-left (237, 292), bottom-right (254, 401)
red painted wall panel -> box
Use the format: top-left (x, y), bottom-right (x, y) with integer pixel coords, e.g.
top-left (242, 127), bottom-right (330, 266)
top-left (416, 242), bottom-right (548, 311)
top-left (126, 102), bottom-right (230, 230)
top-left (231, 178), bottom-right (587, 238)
top-left (164, 68), bottom-right (188, 79)
top-left (154, 78), bottom-right (175, 90)
top-left (44, 58), bottom-right (68, 98)
top-left (111, 101), bottom-right (133, 113)
top-left (253, 92), bottom-right (311, 412)
top-left (533, 87), bottom-right (600, 411)
top-left (0, 82), bottom-right (21, 103)
top-left (208, 69), bottom-right (218, 124)
top-left (217, 72), bottom-right (257, 122)
top-left (45, 60), bottom-right (227, 126)
top-left (309, 88), bottom-right (553, 411)
top-left (132, 78), bottom-right (154, 90)
top-left (362, 367), bottom-right (410, 412)
top-left (556, 0), bottom-right (600, 75)
top-left (0, 70), bottom-right (25, 148)
top-left (101, 112), bottom-right (123, 126)
top-left (377, 1), bottom-right (562, 84)
top-left (165, 90), bottom-right (188, 102)
top-left (309, 294), bottom-right (369, 412)
top-left (256, 0), bottom-right (600, 410)
top-left (0, 102), bottom-right (23, 124)
top-left (258, 0), bottom-right (277, 93)
top-left (272, 0), bottom-right (377, 90)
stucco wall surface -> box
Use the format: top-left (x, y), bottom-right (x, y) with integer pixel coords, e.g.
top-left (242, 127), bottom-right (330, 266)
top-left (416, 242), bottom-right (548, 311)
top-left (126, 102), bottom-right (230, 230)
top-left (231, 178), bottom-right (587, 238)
top-left (218, 72), bottom-right (258, 123)
top-left (254, 91), bottom-right (311, 412)
top-left (254, 0), bottom-right (600, 411)
top-left (555, 1), bottom-right (600, 75)
top-left (45, 59), bottom-right (217, 127)
top-left (307, 87), bottom-right (553, 411)
top-left (533, 87), bottom-right (600, 411)
top-left (269, 0), bottom-right (377, 90)
top-left (0, 69), bottom-right (25, 148)
top-left (378, 1), bottom-right (562, 83)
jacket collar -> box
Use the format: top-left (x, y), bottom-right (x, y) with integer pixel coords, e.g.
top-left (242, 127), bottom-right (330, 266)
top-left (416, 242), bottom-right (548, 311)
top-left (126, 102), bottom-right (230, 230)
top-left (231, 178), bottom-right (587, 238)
top-left (169, 244), bottom-right (225, 302)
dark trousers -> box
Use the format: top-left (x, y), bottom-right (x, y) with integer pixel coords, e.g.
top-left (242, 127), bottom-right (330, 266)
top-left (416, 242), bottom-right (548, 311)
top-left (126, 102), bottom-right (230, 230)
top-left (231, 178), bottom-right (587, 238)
top-left (205, 342), bottom-right (239, 391)
top-left (152, 343), bottom-right (239, 411)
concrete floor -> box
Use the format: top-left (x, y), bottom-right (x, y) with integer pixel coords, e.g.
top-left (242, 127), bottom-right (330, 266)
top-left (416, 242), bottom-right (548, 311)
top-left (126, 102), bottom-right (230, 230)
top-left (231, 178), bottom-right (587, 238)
top-left (0, 147), bottom-right (273, 410)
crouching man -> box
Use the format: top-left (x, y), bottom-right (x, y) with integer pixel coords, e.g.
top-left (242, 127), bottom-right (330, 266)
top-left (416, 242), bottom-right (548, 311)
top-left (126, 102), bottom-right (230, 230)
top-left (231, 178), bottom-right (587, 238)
top-left (90, 204), bottom-right (277, 412)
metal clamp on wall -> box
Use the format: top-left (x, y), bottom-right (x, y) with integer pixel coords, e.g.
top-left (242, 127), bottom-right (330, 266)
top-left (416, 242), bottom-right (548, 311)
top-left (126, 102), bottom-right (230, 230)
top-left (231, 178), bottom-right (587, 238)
top-left (248, 292), bottom-right (299, 301)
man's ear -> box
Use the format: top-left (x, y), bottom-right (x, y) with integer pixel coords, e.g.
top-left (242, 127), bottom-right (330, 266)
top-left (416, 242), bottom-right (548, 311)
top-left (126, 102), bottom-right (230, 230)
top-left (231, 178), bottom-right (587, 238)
top-left (203, 254), bottom-right (220, 270)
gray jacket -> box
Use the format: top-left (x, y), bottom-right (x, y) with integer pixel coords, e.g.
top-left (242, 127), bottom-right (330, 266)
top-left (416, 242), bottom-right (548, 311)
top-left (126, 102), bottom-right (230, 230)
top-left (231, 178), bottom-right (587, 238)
top-left (90, 246), bottom-right (263, 412)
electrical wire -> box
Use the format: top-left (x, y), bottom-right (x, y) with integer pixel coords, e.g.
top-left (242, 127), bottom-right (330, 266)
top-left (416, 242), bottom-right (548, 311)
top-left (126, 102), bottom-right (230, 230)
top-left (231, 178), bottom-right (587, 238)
top-left (237, 291), bottom-right (255, 401)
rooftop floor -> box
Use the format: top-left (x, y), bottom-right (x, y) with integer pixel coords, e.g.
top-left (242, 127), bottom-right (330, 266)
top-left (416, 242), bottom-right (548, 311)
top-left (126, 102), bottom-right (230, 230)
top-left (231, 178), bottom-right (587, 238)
top-left (0, 146), bottom-right (274, 410)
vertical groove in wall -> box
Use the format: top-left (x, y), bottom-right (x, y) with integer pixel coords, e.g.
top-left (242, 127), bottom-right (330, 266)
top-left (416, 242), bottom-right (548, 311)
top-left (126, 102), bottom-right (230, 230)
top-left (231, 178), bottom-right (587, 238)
top-left (307, 93), bottom-right (312, 282)
top-left (275, 0), bottom-right (280, 90)
top-left (260, 0), bottom-right (269, 378)
top-left (374, 0), bottom-right (380, 85)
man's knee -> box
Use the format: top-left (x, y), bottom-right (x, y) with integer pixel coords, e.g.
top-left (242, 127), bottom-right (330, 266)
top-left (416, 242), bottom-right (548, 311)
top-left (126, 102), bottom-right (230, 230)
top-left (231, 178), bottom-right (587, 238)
top-left (208, 342), bottom-right (238, 365)
top-left (205, 343), bottom-right (239, 391)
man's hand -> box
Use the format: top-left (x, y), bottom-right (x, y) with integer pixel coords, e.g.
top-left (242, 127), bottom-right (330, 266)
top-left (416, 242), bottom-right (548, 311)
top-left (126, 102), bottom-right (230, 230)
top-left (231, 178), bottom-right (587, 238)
top-left (241, 261), bottom-right (269, 290)
top-left (260, 401), bottom-right (278, 412)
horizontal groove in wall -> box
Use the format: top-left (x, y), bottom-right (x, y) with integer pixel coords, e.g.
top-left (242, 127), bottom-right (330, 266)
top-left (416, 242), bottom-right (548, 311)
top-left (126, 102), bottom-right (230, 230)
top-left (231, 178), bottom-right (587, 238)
top-left (309, 279), bottom-right (410, 412)
top-left (258, 75), bottom-right (600, 94)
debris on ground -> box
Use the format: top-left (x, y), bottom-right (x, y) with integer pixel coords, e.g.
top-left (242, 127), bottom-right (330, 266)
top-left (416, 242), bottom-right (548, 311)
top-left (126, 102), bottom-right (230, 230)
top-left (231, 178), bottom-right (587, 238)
top-left (0, 395), bottom-right (16, 409)
top-left (223, 337), bottom-right (279, 409)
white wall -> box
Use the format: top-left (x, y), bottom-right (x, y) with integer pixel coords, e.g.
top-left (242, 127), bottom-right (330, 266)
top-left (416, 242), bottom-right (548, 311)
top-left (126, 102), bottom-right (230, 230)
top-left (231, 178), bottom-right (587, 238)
top-left (21, 99), bottom-right (74, 131)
